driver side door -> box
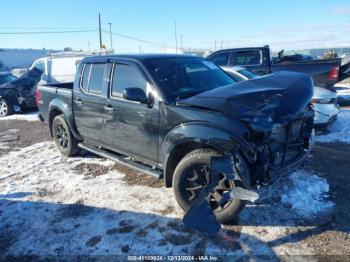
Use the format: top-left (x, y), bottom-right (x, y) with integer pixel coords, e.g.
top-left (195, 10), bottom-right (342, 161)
top-left (102, 61), bottom-right (159, 164)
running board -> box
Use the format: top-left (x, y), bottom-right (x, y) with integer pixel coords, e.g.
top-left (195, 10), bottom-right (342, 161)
top-left (78, 143), bottom-right (163, 179)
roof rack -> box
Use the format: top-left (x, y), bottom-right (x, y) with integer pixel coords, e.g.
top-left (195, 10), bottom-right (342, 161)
top-left (49, 49), bottom-right (114, 58)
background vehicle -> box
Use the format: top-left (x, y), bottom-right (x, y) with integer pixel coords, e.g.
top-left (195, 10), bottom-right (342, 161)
top-left (222, 66), bottom-right (339, 127)
top-left (37, 54), bottom-right (314, 224)
top-left (207, 46), bottom-right (350, 91)
top-left (221, 66), bottom-right (260, 81)
top-left (30, 54), bottom-right (85, 85)
top-left (0, 68), bottom-right (42, 117)
top-left (312, 87), bottom-right (339, 126)
top-left (0, 72), bottom-right (17, 85)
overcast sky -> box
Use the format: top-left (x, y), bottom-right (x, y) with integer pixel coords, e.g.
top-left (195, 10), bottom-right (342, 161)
top-left (1, 0), bottom-right (349, 52)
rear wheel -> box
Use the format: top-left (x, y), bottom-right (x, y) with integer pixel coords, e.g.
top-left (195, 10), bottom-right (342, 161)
top-left (52, 115), bottom-right (80, 157)
top-left (0, 99), bottom-right (14, 117)
top-left (173, 149), bottom-right (251, 224)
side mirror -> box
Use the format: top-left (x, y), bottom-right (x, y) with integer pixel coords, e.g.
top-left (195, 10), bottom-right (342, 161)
top-left (123, 88), bottom-right (147, 103)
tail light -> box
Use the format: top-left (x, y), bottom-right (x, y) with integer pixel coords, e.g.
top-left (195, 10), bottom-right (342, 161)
top-left (328, 65), bottom-right (339, 81)
top-left (35, 89), bottom-right (41, 107)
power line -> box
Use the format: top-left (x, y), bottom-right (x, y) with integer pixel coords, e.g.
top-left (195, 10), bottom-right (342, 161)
top-left (0, 28), bottom-right (171, 49)
top-left (0, 29), bottom-right (98, 35)
top-left (101, 30), bottom-right (169, 48)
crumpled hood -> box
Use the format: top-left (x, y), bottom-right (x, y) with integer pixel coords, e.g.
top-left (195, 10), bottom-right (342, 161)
top-left (180, 71), bottom-right (314, 131)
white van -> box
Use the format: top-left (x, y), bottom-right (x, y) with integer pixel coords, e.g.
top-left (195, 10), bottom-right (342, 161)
top-left (30, 55), bottom-right (85, 84)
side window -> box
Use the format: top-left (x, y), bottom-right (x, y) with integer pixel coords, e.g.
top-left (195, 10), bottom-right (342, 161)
top-left (207, 52), bottom-right (230, 66)
top-left (111, 64), bottom-right (147, 98)
top-left (81, 64), bottom-right (91, 91)
top-left (230, 51), bottom-right (262, 66)
top-left (33, 60), bottom-right (46, 73)
top-left (81, 63), bottom-right (106, 94)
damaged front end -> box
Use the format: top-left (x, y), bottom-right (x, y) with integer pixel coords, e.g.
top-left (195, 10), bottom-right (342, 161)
top-left (243, 105), bottom-right (315, 185)
top-left (181, 71), bottom-right (315, 185)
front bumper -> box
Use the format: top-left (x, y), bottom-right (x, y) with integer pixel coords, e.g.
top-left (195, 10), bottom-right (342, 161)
top-left (247, 111), bottom-right (314, 184)
top-left (18, 96), bottom-right (37, 109)
top-left (313, 103), bottom-right (339, 126)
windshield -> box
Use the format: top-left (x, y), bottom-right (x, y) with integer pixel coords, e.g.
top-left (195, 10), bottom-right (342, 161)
top-left (144, 57), bottom-right (236, 101)
top-left (237, 69), bottom-right (259, 79)
top-left (0, 74), bottom-right (16, 85)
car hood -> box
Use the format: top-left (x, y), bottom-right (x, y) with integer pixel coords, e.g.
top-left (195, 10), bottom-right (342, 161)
top-left (180, 71), bottom-right (314, 131)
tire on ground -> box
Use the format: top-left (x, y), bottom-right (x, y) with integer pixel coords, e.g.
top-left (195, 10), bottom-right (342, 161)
top-left (52, 114), bottom-right (80, 157)
top-left (172, 148), bottom-right (251, 224)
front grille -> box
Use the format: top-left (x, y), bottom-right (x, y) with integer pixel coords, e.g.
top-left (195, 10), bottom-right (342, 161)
top-left (268, 118), bottom-right (312, 168)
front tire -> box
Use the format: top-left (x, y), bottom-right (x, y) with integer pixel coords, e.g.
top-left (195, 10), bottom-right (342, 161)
top-left (0, 99), bottom-right (14, 117)
top-left (52, 115), bottom-right (80, 157)
top-left (172, 149), bottom-right (251, 224)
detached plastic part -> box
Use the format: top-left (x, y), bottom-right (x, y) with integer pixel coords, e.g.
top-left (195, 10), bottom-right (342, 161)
top-left (183, 156), bottom-right (260, 234)
top-left (229, 187), bottom-right (259, 203)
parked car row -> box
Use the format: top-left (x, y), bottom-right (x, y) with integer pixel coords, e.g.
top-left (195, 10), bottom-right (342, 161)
top-left (36, 54), bottom-right (315, 223)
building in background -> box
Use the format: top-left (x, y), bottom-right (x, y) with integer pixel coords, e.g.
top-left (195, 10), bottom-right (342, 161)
top-left (0, 48), bottom-right (57, 71)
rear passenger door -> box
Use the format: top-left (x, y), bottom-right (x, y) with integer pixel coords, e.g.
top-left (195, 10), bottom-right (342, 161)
top-left (74, 62), bottom-right (110, 142)
top-left (102, 61), bottom-right (159, 164)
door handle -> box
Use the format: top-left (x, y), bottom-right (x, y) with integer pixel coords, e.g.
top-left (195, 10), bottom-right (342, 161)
top-left (104, 105), bottom-right (114, 112)
top-left (75, 98), bottom-right (83, 105)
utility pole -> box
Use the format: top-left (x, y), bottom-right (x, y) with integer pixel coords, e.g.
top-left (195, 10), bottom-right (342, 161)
top-left (221, 40), bottom-right (223, 50)
top-left (180, 34), bottom-right (183, 53)
top-left (175, 21), bottom-right (178, 54)
top-left (99, 13), bottom-right (103, 49)
top-left (108, 22), bottom-right (113, 51)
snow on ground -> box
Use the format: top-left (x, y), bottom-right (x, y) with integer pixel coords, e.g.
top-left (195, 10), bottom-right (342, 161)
top-left (315, 109), bottom-right (350, 144)
top-left (0, 142), bottom-right (334, 256)
top-left (0, 112), bottom-right (39, 122)
top-left (280, 171), bottom-right (334, 217)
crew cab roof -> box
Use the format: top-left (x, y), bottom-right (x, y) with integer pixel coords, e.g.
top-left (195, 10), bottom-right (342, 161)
top-left (81, 54), bottom-right (201, 64)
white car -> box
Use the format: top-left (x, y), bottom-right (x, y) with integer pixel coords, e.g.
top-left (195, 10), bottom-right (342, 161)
top-left (221, 66), bottom-right (339, 126)
top-left (312, 86), bottom-right (339, 126)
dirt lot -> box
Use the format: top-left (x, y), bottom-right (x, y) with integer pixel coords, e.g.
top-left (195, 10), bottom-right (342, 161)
top-left (0, 113), bottom-right (350, 258)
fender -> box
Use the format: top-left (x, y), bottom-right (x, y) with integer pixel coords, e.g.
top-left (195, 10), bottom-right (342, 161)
top-left (48, 98), bottom-right (82, 141)
top-left (0, 88), bottom-right (18, 105)
top-left (160, 121), bottom-right (251, 187)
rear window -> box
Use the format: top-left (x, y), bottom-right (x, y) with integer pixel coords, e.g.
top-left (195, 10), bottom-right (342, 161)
top-left (207, 52), bottom-right (230, 66)
top-left (230, 51), bottom-right (262, 66)
top-left (81, 63), bottom-right (106, 94)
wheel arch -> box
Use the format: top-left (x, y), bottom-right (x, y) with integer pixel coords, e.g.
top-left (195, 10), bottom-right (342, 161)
top-left (161, 122), bottom-right (248, 188)
top-left (48, 99), bottom-right (82, 141)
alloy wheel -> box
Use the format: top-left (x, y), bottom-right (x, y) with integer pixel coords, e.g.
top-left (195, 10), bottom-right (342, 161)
top-left (0, 101), bottom-right (8, 117)
top-left (185, 165), bottom-right (235, 212)
top-left (55, 124), bottom-right (69, 149)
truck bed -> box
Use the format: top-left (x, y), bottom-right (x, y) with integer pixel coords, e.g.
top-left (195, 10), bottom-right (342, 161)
top-left (37, 82), bottom-right (73, 123)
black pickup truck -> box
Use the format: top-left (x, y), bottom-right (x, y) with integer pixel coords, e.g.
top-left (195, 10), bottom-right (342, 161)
top-left (207, 46), bottom-right (350, 91)
top-left (37, 54), bottom-right (314, 223)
